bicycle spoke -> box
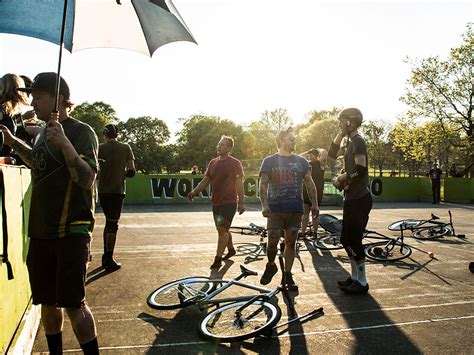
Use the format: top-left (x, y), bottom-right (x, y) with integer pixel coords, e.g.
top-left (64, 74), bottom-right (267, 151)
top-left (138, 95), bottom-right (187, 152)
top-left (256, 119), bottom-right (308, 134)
top-left (200, 301), bottom-right (280, 341)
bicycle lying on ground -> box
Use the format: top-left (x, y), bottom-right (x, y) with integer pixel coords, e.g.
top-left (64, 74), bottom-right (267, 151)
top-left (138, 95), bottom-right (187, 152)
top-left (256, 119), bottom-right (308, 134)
top-left (229, 223), bottom-right (309, 262)
top-left (388, 210), bottom-right (466, 240)
top-left (147, 247), bottom-right (324, 343)
top-left (313, 215), bottom-right (413, 262)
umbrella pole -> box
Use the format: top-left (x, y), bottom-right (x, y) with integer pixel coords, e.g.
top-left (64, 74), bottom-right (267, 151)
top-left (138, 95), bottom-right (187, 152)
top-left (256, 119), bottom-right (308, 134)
top-left (54, 0), bottom-right (69, 113)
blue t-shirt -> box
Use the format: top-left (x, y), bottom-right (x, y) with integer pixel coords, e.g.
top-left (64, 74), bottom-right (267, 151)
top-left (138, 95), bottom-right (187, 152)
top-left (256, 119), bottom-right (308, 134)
top-left (259, 154), bottom-right (310, 213)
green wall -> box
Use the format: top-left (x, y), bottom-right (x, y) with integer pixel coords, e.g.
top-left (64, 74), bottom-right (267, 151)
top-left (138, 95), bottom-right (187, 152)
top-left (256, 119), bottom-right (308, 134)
top-left (123, 174), bottom-right (473, 204)
top-left (124, 174), bottom-right (343, 205)
top-left (0, 166), bottom-right (32, 353)
top-left (444, 177), bottom-right (474, 203)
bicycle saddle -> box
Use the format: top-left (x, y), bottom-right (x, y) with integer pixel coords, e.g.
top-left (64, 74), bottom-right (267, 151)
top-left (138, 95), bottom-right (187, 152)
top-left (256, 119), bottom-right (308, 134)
top-left (431, 213), bottom-right (439, 220)
top-left (240, 265), bottom-right (258, 277)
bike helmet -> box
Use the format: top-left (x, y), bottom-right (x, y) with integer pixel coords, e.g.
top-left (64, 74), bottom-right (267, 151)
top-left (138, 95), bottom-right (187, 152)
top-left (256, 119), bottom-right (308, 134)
top-left (338, 108), bottom-right (363, 129)
top-left (103, 124), bottom-right (118, 138)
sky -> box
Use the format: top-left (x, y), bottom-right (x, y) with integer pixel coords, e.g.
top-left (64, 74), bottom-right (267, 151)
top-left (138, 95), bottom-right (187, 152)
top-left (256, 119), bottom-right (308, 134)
top-left (0, 0), bottom-right (472, 140)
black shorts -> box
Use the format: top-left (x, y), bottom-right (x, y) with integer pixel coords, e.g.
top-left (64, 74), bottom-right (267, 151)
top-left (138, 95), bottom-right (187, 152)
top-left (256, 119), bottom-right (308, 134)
top-left (27, 235), bottom-right (91, 308)
top-left (99, 193), bottom-right (125, 221)
top-left (212, 203), bottom-right (237, 229)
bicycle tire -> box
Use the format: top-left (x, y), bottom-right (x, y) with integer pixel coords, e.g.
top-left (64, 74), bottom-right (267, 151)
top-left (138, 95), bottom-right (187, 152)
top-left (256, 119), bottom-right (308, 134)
top-left (387, 219), bottom-right (421, 231)
top-left (229, 226), bottom-right (262, 236)
top-left (313, 233), bottom-right (344, 250)
top-left (413, 225), bottom-right (450, 240)
top-left (364, 241), bottom-right (412, 262)
top-left (319, 214), bottom-right (342, 234)
top-left (147, 277), bottom-right (214, 310)
top-left (199, 300), bottom-right (281, 343)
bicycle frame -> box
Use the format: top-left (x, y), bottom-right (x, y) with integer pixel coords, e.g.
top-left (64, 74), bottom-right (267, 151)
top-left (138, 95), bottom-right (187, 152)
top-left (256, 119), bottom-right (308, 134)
top-left (193, 273), bottom-right (279, 308)
top-left (407, 211), bottom-right (453, 233)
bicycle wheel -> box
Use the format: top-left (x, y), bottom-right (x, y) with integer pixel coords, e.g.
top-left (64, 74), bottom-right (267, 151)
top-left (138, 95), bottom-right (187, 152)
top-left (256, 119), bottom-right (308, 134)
top-left (199, 300), bottom-right (281, 343)
top-left (147, 277), bottom-right (214, 310)
top-left (387, 219), bottom-right (420, 231)
top-left (229, 226), bottom-right (260, 235)
top-left (313, 233), bottom-right (343, 250)
top-left (413, 225), bottom-right (450, 240)
top-left (319, 214), bottom-right (342, 234)
top-left (364, 241), bottom-right (412, 262)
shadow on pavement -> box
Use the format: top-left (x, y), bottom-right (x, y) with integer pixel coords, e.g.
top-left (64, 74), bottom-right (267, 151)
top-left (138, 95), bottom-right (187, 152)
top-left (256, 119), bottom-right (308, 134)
top-left (307, 240), bottom-right (423, 354)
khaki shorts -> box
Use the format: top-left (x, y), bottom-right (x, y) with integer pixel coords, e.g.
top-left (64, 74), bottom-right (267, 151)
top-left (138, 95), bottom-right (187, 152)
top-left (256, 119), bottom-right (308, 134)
top-left (267, 212), bottom-right (303, 231)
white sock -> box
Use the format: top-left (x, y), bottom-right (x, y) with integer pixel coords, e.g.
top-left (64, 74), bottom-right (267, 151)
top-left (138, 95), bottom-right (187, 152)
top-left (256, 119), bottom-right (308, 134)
top-left (357, 262), bottom-right (367, 286)
top-left (350, 259), bottom-right (357, 280)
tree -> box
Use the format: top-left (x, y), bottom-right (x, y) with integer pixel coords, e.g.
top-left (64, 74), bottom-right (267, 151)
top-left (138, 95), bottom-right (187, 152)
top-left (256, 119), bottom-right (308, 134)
top-left (70, 101), bottom-right (117, 142)
top-left (118, 116), bottom-right (170, 174)
top-left (362, 120), bottom-right (393, 176)
top-left (176, 115), bottom-right (246, 172)
top-left (259, 108), bottom-right (294, 131)
top-left (400, 24), bottom-right (473, 174)
top-left (296, 108), bottom-right (341, 173)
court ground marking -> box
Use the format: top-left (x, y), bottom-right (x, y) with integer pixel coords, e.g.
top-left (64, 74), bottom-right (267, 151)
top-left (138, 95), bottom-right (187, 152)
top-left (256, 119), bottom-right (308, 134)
top-left (62, 314), bottom-right (474, 352)
top-left (93, 300), bottom-right (474, 323)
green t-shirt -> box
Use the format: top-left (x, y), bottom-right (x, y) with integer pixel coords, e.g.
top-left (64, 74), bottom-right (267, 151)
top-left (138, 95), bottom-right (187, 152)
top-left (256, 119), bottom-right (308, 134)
top-left (98, 141), bottom-right (134, 194)
top-left (28, 118), bottom-right (98, 239)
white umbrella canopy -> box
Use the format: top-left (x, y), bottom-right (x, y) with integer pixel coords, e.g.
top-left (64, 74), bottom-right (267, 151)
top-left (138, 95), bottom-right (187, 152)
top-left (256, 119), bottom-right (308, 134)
top-left (0, 0), bottom-right (197, 56)
top-left (0, 0), bottom-right (196, 109)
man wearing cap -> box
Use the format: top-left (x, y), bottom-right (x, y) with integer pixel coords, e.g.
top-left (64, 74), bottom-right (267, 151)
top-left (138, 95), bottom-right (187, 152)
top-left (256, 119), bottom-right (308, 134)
top-left (98, 123), bottom-right (135, 271)
top-left (0, 72), bottom-right (100, 354)
top-left (328, 108), bottom-right (372, 294)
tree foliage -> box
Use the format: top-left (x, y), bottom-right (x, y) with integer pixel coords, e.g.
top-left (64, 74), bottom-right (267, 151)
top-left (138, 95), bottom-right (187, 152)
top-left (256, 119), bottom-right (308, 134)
top-left (118, 116), bottom-right (170, 174)
top-left (176, 115), bottom-right (246, 171)
top-left (70, 101), bottom-right (117, 142)
top-left (362, 120), bottom-right (394, 176)
top-left (400, 23), bottom-right (473, 168)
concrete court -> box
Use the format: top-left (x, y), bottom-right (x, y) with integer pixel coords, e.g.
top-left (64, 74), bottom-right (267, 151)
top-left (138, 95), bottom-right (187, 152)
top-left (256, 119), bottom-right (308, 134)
top-left (31, 202), bottom-right (474, 354)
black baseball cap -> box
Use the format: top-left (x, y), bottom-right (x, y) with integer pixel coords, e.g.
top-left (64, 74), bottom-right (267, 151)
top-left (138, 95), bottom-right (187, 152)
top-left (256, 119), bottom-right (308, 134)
top-left (17, 72), bottom-right (70, 100)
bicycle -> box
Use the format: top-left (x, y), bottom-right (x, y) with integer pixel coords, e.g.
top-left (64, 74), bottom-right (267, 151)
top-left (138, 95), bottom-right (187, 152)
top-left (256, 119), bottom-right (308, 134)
top-left (312, 214), bottom-right (343, 250)
top-left (387, 210), bottom-right (466, 240)
top-left (229, 223), bottom-right (309, 262)
top-left (147, 247), bottom-right (324, 343)
top-left (229, 223), bottom-right (268, 262)
top-left (313, 217), bottom-right (413, 262)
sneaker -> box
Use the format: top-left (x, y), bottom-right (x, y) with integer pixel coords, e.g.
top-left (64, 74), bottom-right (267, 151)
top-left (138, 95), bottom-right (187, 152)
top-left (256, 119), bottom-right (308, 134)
top-left (105, 258), bottom-right (121, 272)
top-left (260, 263), bottom-right (278, 285)
top-left (284, 272), bottom-right (298, 291)
top-left (337, 277), bottom-right (354, 288)
top-left (210, 256), bottom-right (222, 269)
top-left (222, 248), bottom-right (236, 260)
top-left (340, 280), bottom-right (369, 294)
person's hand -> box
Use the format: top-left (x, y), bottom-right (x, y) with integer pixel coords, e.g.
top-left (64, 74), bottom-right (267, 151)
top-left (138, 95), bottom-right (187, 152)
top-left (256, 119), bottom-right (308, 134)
top-left (311, 204), bottom-right (320, 218)
top-left (332, 175), bottom-right (347, 191)
top-left (238, 202), bottom-right (245, 215)
top-left (261, 205), bottom-right (271, 218)
top-left (0, 124), bottom-right (16, 146)
top-left (187, 190), bottom-right (197, 201)
top-left (46, 118), bottom-right (68, 149)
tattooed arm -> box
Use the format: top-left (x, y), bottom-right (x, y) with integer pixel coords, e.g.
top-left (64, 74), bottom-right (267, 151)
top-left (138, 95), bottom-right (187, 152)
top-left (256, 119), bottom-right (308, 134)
top-left (0, 124), bottom-right (33, 166)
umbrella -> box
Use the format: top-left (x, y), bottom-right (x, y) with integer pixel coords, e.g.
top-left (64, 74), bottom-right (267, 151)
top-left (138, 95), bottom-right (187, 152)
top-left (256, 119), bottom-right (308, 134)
top-left (0, 0), bottom-right (197, 110)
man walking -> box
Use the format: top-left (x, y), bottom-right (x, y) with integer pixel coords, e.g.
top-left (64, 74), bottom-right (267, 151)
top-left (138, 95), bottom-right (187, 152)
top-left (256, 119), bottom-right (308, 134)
top-left (259, 128), bottom-right (319, 291)
top-left (188, 136), bottom-right (245, 269)
top-left (1, 72), bottom-right (99, 353)
top-left (98, 123), bottom-right (135, 271)
top-left (329, 108), bottom-right (372, 294)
